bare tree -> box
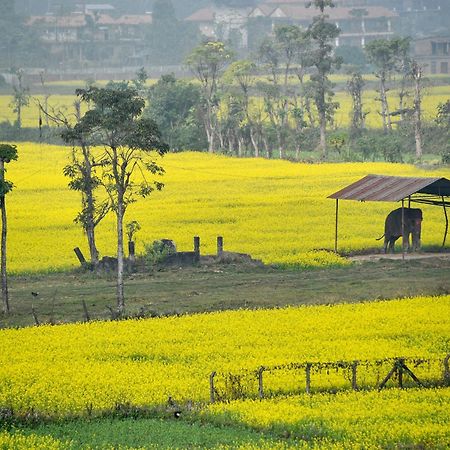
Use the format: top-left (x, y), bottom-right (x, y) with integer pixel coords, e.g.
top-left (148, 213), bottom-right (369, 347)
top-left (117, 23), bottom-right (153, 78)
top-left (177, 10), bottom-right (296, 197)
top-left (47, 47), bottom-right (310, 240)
top-left (9, 69), bottom-right (30, 129)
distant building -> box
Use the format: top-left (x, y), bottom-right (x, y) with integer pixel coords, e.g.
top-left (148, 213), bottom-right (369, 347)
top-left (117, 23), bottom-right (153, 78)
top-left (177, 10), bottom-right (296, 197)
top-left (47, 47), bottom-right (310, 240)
top-left (185, 5), bottom-right (252, 48)
top-left (186, 2), bottom-right (397, 49)
top-left (414, 36), bottom-right (450, 74)
top-left (27, 12), bottom-right (152, 66)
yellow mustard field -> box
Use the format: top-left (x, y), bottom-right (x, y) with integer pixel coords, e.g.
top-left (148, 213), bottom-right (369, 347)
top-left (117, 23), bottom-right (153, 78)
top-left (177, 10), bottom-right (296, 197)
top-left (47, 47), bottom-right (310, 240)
top-left (0, 295), bottom-right (448, 417)
top-left (0, 84), bottom-right (449, 128)
top-left (204, 388), bottom-right (450, 449)
top-left (6, 143), bottom-right (450, 273)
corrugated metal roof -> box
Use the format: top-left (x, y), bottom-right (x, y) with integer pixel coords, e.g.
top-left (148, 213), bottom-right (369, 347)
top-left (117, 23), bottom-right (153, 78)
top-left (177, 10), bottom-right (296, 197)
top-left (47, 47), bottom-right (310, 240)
top-left (328, 174), bottom-right (450, 202)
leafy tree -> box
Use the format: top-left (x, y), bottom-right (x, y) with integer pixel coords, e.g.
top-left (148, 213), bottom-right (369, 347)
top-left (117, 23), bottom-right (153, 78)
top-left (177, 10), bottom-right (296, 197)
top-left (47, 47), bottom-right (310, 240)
top-left (435, 100), bottom-right (450, 164)
top-left (0, 143), bottom-right (17, 313)
top-left (306, 0), bottom-right (341, 157)
top-left (74, 82), bottom-right (169, 313)
top-left (186, 40), bottom-right (233, 153)
top-left (365, 37), bottom-right (410, 133)
top-left (257, 26), bottom-right (307, 159)
top-left (346, 71), bottom-right (367, 137)
top-left (145, 74), bottom-right (206, 151)
top-left (59, 101), bottom-right (109, 266)
top-left (223, 60), bottom-right (262, 156)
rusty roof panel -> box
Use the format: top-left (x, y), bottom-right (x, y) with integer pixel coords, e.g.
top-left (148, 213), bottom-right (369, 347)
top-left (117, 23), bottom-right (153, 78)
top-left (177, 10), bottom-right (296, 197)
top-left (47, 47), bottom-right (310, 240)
top-left (328, 175), bottom-right (450, 202)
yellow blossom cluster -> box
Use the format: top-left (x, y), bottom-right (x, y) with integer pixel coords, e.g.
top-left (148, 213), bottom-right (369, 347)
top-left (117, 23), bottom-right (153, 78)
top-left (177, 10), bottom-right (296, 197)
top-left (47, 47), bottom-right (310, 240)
top-left (7, 144), bottom-right (450, 273)
top-left (0, 295), bottom-right (448, 417)
top-left (0, 431), bottom-right (69, 449)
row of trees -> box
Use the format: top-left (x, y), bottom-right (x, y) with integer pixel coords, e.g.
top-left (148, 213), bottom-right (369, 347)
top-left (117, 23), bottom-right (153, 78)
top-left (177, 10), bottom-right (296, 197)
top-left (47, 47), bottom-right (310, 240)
top-left (144, 1), bottom-right (434, 161)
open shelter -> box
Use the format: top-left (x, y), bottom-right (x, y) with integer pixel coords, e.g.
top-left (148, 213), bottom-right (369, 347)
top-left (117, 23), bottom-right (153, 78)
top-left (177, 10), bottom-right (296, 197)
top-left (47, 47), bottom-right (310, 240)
top-left (328, 174), bottom-right (450, 256)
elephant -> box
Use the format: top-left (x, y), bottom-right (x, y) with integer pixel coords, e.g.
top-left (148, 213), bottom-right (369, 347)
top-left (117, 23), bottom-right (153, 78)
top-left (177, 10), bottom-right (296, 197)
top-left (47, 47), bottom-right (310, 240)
top-left (377, 208), bottom-right (423, 253)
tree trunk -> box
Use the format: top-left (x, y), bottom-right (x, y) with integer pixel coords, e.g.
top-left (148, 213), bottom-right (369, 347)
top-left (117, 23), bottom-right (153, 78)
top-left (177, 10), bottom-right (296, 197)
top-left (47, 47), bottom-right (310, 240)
top-left (75, 102), bottom-right (100, 266)
top-left (1, 196), bottom-right (9, 314)
top-left (319, 112), bottom-right (327, 157)
top-left (413, 62), bottom-right (423, 160)
top-left (0, 160), bottom-right (9, 314)
top-left (17, 105), bottom-right (22, 129)
top-left (380, 75), bottom-right (391, 132)
top-left (206, 102), bottom-right (215, 153)
top-left (86, 223), bottom-right (99, 266)
top-left (263, 137), bottom-right (271, 159)
top-left (249, 126), bottom-right (259, 158)
top-left (116, 195), bottom-right (125, 315)
top-left (237, 136), bottom-right (244, 157)
top-left (277, 128), bottom-right (284, 159)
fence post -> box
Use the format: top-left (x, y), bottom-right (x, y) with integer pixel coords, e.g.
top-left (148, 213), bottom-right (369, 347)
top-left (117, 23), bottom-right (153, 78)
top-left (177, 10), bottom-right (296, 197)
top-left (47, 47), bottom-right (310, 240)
top-left (306, 363), bottom-right (312, 394)
top-left (128, 241), bottom-right (135, 263)
top-left (194, 236), bottom-right (200, 261)
top-left (31, 306), bottom-right (40, 326)
top-left (398, 358), bottom-right (404, 389)
top-left (73, 247), bottom-right (87, 265)
top-left (82, 300), bottom-right (90, 322)
top-left (217, 236), bottom-right (224, 257)
top-left (210, 371), bottom-right (217, 403)
top-left (352, 361), bottom-right (358, 390)
top-left (258, 366), bottom-right (265, 399)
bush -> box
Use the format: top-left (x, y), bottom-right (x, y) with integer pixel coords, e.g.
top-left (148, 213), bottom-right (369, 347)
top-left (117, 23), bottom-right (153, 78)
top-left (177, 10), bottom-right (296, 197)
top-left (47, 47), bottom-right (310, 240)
top-left (351, 130), bottom-right (406, 162)
top-left (144, 240), bottom-right (176, 267)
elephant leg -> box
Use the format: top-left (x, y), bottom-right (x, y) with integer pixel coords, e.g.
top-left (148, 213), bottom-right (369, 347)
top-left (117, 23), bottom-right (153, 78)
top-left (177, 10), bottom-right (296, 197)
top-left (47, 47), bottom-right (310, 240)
top-left (403, 233), bottom-right (411, 252)
top-left (387, 238), bottom-right (395, 253)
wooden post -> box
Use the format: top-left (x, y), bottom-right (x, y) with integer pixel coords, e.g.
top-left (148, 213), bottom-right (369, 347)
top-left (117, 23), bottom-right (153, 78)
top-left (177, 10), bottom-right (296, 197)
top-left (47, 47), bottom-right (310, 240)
top-left (128, 241), bottom-right (135, 262)
top-left (82, 300), bottom-right (90, 322)
top-left (194, 236), bottom-right (200, 261)
top-left (306, 363), bottom-right (312, 394)
top-left (401, 199), bottom-right (405, 260)
top-left (334, 199), bottom-right (339, 253)
top-left (31, 306), bottom-right (40, 326)
top-left (401, 362), bottom-right (423, 387)
top-left (210, 371), bottom-right (216, 403)
top-left (351, 361), bottom-right (358, 390)
top-left (442, 196), bottom-right (448, 248)
top-left (73, 247), bottom-right (87, 265)
top-left (217, 236), bottom-right (224, 257)
top-left (443, 354), bottom-right (450, 384)
top-left (378, 363), bottom-right (397, 390)
top-left (258, 366), bottom-right (265, 399)
top-left (398, 358), bottom-right (404, 388)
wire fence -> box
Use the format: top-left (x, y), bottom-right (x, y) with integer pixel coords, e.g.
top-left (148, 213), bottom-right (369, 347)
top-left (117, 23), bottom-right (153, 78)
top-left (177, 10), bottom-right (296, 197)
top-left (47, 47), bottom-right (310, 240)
top-left (210, 354), bottom-right (450, 402)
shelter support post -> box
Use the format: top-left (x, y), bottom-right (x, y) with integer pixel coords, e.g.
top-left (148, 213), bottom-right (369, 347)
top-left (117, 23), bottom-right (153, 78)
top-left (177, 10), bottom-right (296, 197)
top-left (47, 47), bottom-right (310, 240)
top-left (443, 196), bottom-right (448, 247)
top-left (401, 199), bottom-right (405, 260)
top-left (334, 199), bottom-right (339, 253)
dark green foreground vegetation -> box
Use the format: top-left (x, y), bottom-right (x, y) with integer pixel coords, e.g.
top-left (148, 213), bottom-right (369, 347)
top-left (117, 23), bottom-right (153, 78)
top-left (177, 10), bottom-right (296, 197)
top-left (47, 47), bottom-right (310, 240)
top-left (8, 416), bottom-right (287, 449)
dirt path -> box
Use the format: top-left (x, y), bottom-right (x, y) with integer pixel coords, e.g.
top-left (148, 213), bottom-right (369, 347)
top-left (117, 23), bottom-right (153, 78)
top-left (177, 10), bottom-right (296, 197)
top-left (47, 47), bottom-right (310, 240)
top-left (349, 252), bottom-right (450, 262)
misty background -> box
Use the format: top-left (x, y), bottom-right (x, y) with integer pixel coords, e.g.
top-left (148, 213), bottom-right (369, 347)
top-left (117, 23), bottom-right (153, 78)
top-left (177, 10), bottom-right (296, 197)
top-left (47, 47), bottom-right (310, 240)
top-left (1, 0), bottom-right (449, 71)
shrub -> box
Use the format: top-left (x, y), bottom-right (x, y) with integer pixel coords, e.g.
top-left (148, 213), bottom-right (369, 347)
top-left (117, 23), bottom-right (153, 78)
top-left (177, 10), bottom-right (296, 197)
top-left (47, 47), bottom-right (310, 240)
top-left (144, 240), bottom-right (176, 267)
